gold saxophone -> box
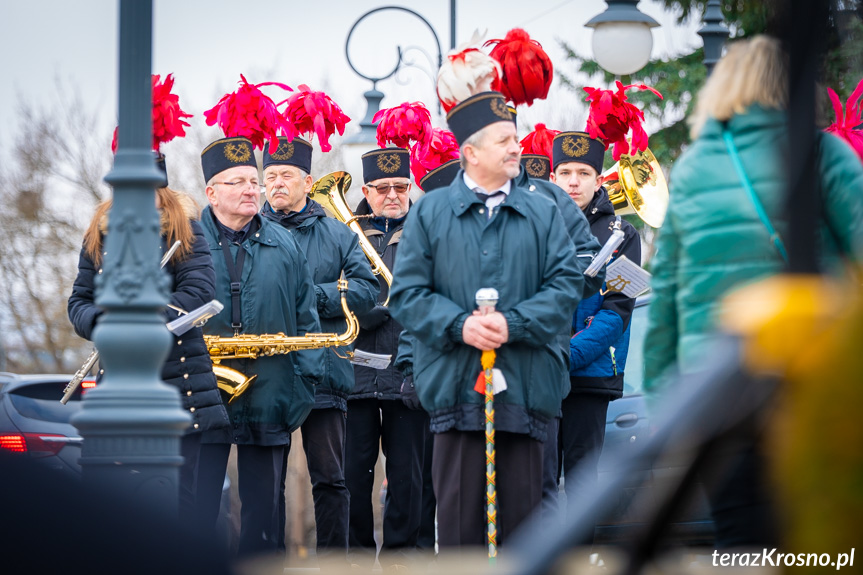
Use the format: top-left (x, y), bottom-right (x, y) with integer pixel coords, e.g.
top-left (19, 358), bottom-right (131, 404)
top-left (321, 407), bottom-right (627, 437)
top-left (205, 279), bottom-right (360, 404)
top-left (309, 171), bottom-right (393, 305)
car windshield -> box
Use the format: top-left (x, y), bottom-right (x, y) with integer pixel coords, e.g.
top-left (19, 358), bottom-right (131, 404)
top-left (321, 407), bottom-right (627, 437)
top-left (622, 302), bottom-right (649, 396)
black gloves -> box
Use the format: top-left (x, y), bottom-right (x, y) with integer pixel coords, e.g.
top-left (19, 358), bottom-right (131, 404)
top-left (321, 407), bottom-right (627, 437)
top-left (400, 374), bottom-right (421, 410)
top-left (314, 285), bottom-right (328, 313)
top-left (358, 304), bottom-right (390, 331)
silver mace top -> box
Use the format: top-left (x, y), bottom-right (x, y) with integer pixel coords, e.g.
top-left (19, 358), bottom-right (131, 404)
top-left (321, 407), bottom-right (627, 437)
top-left (475, 287), bottom-right (499, 310)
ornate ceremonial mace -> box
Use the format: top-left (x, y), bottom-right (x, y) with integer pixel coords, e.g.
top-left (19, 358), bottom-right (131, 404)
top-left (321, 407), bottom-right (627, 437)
top-left (476, 287), bottom-right (499, 562)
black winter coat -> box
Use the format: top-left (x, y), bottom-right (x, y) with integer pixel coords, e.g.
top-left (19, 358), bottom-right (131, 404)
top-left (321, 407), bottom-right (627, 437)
top-left (350, 198), bottom-right (406, 401)
top-left (67, 218), bottom-right (229, 434)
top-left (569, 187), bottom-right (641, 398)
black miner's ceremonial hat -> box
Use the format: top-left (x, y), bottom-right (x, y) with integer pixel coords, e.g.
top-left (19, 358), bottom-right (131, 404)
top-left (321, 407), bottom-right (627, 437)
top-left (263, 136), bottom-right (313, 173)
top-left (552, 131), bottom-right (605, 174)
top-left (154, 152), bottom-right (169, 188)
top-left (362, 148), bottom-right (410, 183)
top-left (201, 137), bottom-right (258, 182)
top-left (520, 154), bottom-right (551, 180)
top-left (446, 92), bottom-right (514, 146)
top-left (419, 159), bottom-right (460, 192)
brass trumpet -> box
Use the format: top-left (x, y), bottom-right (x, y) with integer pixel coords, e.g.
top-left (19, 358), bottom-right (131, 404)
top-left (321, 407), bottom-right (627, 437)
top-left (205, 279), bottom-right (360, 404)
top-left (309, 171), bottom-right (393, 305)
top-left (602, 147), bottom-right (669, 228)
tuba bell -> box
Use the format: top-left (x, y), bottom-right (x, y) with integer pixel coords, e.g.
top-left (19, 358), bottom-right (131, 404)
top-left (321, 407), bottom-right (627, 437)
top-left (309, 171), bottom-right (394, 304)
top-left (601, 147), bottom-right (669, 228)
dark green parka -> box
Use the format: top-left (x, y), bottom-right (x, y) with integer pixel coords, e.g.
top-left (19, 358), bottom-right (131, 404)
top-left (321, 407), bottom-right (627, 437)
top-left (389, 171), bottom-right (583, 441)
top-left (200, 208), bottom-right (324, 446)
top-left (261, 199), bottom-right (378, 411)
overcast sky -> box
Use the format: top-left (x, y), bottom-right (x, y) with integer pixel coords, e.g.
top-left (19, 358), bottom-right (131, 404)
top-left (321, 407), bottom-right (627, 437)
top-left (0, 0), bottom-right (703, 156)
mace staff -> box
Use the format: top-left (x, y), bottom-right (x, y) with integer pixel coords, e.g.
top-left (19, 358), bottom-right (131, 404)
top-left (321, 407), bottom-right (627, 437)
top-left (476, 287), bottom-right (499, 562)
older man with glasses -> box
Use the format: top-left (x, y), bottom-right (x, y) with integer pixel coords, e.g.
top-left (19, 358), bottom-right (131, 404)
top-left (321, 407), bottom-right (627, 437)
top-left (345, 147), bottom-right (429, 570)
top-left (195, 135), bottom-right (324, 557)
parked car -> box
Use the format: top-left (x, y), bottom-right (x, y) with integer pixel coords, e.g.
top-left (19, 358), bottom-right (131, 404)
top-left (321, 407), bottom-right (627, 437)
top-left (0, 372), bottom-right (91, 476)
top-left (0, 371), bottom-right (234, 544)
top-left (594, 294), bottom-right (715, 546)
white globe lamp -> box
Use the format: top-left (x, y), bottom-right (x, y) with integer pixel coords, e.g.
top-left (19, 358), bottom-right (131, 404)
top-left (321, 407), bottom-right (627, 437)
top-left (586, 0), bottom-right (659, 76)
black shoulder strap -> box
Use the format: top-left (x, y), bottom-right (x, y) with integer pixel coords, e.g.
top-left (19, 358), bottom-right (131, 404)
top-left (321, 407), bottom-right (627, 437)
top-left (211, 212), bottom-right (259, 335)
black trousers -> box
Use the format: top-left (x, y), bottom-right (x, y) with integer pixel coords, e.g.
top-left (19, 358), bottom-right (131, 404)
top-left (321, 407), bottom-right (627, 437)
top-left (345, 398), bottom-right (427, 567)
top-left (560, 393), bottom-right (610, 515)
top-left (276, 407), bottom-right (349, 561)
top-left (432, 430), bottom-right (543, 549)
top-left (540, 416), bottom-right (561, 519)
top-left (179, 432), bottom-right (202, 524)
top-left (197, 442), bottom-right (287, 556)
top-left (417, 428), bottom-right (437, 551)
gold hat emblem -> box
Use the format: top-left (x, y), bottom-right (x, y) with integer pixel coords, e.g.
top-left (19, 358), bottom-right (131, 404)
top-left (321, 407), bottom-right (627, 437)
top-left (561, 136), bottom-right (590, 158)
top-left (270, 141), bottom-right (294, 160)
top-left (490, 97), bottom-right (512, 120)
top-left (224, 141), bottom-right (252, 163)
top-left (525, 158), bottom-right (547, 178)
top-left (377, 153), bottom-right (402, 174)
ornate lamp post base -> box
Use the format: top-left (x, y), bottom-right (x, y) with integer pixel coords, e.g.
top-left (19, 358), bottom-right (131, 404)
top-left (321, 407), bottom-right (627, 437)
top-left (72, 0), bottom-right (189, 517)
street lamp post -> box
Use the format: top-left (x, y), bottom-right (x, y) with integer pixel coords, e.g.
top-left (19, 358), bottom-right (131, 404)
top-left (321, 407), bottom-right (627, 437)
top-left (72, 0), bottom-right (189, 516)
top-left (342, 6), bottom-right (444, 205)
top-left (586, 0), bottom-right (659, 76)
top-left (698, 0), bottom-right (730, 76)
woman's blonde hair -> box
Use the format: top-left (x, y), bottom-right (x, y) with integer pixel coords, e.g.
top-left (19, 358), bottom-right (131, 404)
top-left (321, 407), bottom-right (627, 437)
top-left (689, 35), bottom-right (788, 139)
top-left (83, 187), bottom-right (196, 266)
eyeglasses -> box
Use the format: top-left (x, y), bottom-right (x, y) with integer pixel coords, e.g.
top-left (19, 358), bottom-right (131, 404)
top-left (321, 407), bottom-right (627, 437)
top-left (214, 180), bottom-right (265, 192)
top-left (368, 182), bottom-right (410, 195)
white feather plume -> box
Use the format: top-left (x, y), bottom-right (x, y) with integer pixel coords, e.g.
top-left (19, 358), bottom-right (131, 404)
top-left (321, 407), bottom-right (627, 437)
top-left (436, 29), bottom-right (501, 112)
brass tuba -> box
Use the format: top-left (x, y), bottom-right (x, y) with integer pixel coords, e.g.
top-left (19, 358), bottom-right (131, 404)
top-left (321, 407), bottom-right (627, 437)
top-left (205, 279), bottom-right (360, 404)
top-left (309, 171), bottom-right (393, 305)
top-left (601, 147), bottom-right (669, 228)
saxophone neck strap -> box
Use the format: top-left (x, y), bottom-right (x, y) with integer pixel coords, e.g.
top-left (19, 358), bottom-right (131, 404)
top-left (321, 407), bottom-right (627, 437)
top-left (211, 212), bottom-right (260, 335)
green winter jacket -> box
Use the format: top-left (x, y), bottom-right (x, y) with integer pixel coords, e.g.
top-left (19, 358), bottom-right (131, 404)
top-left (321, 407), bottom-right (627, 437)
top-left (389, 171), bottom-right (582, 441)
top-left (200, 208), bottom-right (324, 445)
top-left (644, 106), bottom-right (863, 395)
top-left (261, 199), bottom-right (379, 411)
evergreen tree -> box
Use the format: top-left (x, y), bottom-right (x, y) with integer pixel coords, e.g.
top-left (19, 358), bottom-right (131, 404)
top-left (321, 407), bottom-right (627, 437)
top-left (559, 0), bottom-right (863, 168)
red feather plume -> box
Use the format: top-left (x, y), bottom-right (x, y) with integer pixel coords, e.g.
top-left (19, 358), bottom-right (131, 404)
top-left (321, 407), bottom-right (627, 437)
top-left (583, 81), bottom-right (663, 161)
top-left (520, 123), bottom-right (559, 159)
top-left (278, 84), bottom-right (351, 153)
top-left (203, 75), bottom-right (295, 154)
top-left (484, 28), bottom-right (553, 107)
top-left (373, 102), bottom-right (433, 157)
top-left (824, 77), bottom-right (863, 163)
top-left (409, 127), bottom-right (460, 182)
top-left (111, 73), bottom-right (192, 153)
